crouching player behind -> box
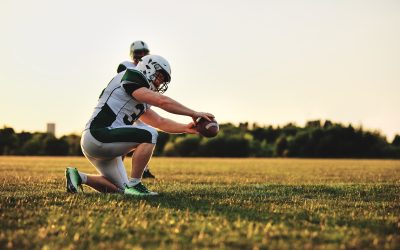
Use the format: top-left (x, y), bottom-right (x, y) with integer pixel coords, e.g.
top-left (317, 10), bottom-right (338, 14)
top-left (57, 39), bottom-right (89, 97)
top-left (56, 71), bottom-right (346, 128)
top-left (65, 55), bottom-right (214, 196)
top-left (117, 40), bottom-right (156, 178)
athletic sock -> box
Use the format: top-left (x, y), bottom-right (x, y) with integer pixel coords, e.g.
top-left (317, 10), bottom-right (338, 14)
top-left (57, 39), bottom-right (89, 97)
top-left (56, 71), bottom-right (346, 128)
top-left (128, 178), bottom-right (141, 187)
top-left (78, 171), bottom-right (88, 184)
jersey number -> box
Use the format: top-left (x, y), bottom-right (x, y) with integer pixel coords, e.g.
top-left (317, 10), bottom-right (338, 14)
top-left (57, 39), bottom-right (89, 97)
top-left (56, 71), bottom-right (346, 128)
top-left (123, 104), bottom-right (145, 125)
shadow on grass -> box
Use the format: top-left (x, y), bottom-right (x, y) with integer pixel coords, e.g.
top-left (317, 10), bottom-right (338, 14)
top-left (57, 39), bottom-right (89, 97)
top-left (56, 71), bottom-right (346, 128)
top-left (116, 184), bottom-right (399, 235)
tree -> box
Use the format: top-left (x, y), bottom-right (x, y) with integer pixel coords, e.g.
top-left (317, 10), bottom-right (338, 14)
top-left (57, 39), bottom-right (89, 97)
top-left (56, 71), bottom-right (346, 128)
top-left (154, 132), bottom-right (170, 156)
top-left (281, 123), bottom-right (299, 137)
top-left (21, 133), bottom-right (46, 155)
top-left (323, 120), bottom-right (333, 129)
top-left (275, 136), bottom-right (288, 157)
top-left (14, 132), bottom-right (33, 155)
top-left (43, 135), bottom-right (69, 155)
top-left (163, 142), bottom-right (178, 156)
top-left (306, 120), bottom-right (321, 128)
top-left (0, 121), bottom-right (399, 158)
top-left (0, 127), bottom-right (18, 154)
top-left (172, 135), bottom-right (201, 157)
top-left (62, 134), bottom-right (83, 155)
top-left (200, 136), bottom-right (251, 157)
top-left (392, 135), bottom-right (400, 147)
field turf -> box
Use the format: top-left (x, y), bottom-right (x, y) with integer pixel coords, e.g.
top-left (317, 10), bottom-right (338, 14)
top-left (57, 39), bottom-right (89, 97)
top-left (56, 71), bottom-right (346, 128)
top-left (0, 157), bottom-right (399, 249)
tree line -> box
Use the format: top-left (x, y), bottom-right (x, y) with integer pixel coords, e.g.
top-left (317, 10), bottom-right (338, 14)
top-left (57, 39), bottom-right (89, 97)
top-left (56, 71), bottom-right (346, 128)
top-left (1, 120), bottom-right (399, 158)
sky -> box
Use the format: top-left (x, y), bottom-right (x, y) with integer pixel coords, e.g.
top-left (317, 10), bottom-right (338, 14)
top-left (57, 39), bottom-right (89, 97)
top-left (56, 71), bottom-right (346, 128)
top-left (0, 0), bottom-right (399, 140)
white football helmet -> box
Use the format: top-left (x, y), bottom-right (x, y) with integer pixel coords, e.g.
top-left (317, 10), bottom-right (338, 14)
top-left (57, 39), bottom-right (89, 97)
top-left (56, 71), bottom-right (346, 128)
top-left (136, 55), bottom-right (171, 94)
top-left (130, 41), bottom-right (150, 60)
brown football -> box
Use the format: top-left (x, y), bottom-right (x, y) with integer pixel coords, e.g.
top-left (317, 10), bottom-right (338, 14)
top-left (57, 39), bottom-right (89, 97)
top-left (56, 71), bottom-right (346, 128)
top-left (196, 118), bottom-right (219, 138)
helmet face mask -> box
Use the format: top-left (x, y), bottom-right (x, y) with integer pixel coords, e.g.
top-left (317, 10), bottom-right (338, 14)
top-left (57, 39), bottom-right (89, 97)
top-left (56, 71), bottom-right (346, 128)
top-left (150, 68), bottom-right (170, 94)
top-left (133, 49), bottom-right (149, 60)
top-left (130, 41), bottom-right (150, 61)
top-left (157, 83), bottom-right (168, 94)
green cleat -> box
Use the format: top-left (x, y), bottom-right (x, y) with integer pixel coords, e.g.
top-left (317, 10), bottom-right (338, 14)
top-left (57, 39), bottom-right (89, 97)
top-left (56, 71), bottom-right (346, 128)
top-left (124, 182), bottom-right (158, 196)
top-left (65, 167), bottom-right (83, 193)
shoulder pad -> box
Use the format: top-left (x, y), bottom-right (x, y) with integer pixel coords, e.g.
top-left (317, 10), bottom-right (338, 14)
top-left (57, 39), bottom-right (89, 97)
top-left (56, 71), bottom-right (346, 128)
top-left (117, 61), bottom-right (135, 73)
top-left (121, 69), bottom-right (149, 87)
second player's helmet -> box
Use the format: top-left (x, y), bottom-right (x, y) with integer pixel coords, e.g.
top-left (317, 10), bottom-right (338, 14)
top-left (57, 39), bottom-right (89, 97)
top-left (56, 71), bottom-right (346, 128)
top-left (136, 55), bottom-right (171, 94)
top-left (130, 41), bottom-right (150, 60)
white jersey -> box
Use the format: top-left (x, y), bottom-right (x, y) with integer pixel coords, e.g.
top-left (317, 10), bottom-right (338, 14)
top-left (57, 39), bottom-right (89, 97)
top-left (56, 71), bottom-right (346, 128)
top-left (116, 60), bottom-right (149, 127)
top-left (85, 69), bottom-right (152, 131)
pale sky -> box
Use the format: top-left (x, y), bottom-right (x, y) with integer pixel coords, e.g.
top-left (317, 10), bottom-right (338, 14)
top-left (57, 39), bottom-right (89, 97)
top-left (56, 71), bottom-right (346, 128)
top-left (0, 0), bottom-right (399, 140)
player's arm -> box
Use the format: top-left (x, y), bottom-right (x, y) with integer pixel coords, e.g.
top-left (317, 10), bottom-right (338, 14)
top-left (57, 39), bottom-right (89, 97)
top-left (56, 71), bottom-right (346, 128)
top-left (120, 68), bottom-right (213, 121)
top-left (132, 87), bottom-right (214, 122)
top-left (139, 109), bottom-right (197, 134)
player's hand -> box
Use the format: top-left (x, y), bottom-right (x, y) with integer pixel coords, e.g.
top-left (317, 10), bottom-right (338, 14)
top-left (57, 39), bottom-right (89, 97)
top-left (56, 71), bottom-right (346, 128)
top-left (191, 112), bottom-right (215, 124)
top-left (184, 122), bottom-right (198, 134)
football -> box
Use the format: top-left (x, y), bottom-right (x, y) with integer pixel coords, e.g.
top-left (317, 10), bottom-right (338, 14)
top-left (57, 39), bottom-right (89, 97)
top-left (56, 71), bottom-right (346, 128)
top-left (196, 117), bottom-right (219, 138)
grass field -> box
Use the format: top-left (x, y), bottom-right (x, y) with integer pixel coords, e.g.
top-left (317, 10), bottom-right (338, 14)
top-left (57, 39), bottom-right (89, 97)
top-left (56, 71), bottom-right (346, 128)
top-left (0, 157), bottom-right (399, 249)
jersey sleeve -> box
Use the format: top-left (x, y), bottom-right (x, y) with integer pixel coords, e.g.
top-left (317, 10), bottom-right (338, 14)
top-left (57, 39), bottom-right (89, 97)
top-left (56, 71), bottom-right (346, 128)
top-left (120, 69), bottom-right (150, 96)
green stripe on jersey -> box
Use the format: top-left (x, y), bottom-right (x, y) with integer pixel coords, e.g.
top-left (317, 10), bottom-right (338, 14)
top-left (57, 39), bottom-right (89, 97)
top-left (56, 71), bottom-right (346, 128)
top-left (90, 103), bottom-right (116, 129)
top-left (121, 69), bottom-right (149, 87)
top-left (90, 127), bottom-right (153, 143)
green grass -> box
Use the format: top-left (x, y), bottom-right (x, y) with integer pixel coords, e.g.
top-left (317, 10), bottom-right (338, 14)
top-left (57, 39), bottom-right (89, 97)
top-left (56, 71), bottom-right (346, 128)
top-left (0, 157), bottom-right (399, 249)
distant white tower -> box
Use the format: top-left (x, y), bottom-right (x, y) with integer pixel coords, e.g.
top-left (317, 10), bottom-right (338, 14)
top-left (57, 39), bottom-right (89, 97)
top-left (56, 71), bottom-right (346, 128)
top-left (47, 123), bottom-right (56, 136)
